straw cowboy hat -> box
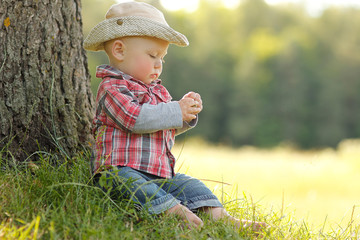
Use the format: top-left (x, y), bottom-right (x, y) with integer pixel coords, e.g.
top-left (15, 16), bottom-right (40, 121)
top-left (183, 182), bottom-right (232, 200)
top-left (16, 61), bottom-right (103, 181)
top-left (83, 1), bottom-right (189, 51)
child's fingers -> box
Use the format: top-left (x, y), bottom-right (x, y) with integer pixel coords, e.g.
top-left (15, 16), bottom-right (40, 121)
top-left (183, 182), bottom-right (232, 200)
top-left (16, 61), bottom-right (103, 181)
top-left (192, 105), bottom-right (202, 114)
top-left (191, 101), bottom-right (199, 107)
top-left (178, 98), bottom-right (200, 122)
top-left (194, 93), bottom-right (202, 102)
top-left (184, 98), bottom-right (200, 108)
top-left (191, 94), bottom-right (202, 108)
top-left (183, 92), bottom-right (202, 102)
top-left (184, 98), bottom-right (198, 107)
top-left (185, 113), bottom-right (197, 122)
top-left (192, 101), bottom-right (203, 113)
top-left (182, 91), bottom-right (196, 99)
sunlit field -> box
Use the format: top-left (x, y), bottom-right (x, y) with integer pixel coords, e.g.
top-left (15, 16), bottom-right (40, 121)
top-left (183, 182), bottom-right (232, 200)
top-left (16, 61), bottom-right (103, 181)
top-left (173, 138), bottom-right (360, 231)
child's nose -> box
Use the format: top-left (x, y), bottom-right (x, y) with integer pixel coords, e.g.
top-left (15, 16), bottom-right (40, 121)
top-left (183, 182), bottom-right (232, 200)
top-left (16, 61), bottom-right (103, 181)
top-left (154, 59), bottom-right (162, 69)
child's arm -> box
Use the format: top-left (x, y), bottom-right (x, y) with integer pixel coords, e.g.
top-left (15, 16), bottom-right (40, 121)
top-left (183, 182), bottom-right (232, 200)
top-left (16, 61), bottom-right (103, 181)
top-left (100, 80), bottom-right (201, 134)
top-left (133, 102), bottom-right (183, 133)
top-left (101, 88), bottom-right (182, 133)
top-left (133, 92), bottom-right (203, 134)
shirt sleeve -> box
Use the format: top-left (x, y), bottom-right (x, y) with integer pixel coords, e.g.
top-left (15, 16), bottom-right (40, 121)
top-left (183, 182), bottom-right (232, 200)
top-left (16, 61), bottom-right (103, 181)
top-left (100, 86), bottom-right (141, 132)
top-left (133, 102), bottom-right (184, 134)
top-left (175, 117), bottom-right (198, 136)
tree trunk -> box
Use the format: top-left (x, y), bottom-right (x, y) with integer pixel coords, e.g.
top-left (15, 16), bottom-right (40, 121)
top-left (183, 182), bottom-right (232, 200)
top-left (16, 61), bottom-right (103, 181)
top-left (0, 0), bottom-right (94, 161)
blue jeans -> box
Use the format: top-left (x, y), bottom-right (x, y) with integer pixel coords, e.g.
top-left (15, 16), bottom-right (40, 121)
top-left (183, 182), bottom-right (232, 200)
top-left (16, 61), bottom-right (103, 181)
top-left (97, 166), bottom-right (223, 214)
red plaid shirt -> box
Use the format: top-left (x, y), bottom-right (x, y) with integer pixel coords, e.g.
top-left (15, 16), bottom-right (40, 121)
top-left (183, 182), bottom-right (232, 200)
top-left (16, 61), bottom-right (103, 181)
top-left (92, 65), bottom-right (178, 178)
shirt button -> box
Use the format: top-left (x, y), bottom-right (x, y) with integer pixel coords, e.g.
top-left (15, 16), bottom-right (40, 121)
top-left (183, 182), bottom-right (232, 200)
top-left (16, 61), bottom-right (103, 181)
top-left (117, 19), bottom-right (123, 25)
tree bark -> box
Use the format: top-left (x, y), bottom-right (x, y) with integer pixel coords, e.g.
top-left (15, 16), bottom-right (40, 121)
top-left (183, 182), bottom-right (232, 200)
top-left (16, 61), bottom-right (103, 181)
top-left (0, 0), bottom-right (94, 161)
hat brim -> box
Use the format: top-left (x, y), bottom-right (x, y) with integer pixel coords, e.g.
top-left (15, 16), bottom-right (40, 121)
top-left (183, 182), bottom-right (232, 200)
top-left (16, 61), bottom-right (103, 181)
top-left (84, 16), bottom-right (189, 51)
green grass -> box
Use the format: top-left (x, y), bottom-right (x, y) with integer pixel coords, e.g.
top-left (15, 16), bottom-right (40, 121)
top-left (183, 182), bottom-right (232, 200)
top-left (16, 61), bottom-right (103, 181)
top-left (0, 149), bottom-right (359, 239)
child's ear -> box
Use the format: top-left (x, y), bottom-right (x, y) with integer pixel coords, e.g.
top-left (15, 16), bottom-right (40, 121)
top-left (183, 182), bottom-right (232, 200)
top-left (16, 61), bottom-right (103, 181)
top-left (112, 39), bottom-right (126, 61)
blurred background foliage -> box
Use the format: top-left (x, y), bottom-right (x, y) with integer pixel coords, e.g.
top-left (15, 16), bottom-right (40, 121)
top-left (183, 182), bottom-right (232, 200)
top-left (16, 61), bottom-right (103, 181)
top-left (82, 0), bottom-right (360, 149)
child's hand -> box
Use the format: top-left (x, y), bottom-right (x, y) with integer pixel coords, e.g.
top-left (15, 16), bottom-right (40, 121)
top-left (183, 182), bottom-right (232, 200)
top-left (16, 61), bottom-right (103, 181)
top-left (178, 92), bottom-right (203, 122)
top-left (183, 92), bottom-right (203, 108)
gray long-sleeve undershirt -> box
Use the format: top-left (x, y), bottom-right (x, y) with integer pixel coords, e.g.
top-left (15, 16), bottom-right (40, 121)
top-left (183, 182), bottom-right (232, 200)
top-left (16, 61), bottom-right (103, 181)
top-left (133, 101), bottom-right (197, 135)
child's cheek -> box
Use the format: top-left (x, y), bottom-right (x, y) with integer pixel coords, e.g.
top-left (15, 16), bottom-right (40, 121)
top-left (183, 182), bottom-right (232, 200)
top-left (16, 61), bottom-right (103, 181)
top-left (139, 59), bottom-right (153, 75)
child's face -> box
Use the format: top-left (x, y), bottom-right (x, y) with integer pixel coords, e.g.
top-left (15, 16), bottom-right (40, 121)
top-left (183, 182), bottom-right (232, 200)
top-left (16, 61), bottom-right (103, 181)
top-left (120, 37), bottom-right (169, 84)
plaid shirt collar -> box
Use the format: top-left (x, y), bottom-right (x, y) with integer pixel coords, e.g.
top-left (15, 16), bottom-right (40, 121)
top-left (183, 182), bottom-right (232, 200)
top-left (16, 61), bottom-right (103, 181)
top-left (96, 64), bottom-right (162, 87)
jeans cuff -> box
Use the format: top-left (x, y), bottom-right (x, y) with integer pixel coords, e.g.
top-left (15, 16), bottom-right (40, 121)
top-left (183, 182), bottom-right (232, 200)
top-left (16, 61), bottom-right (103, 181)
top-left (186, 195), bottom-right (223, 210)
top-left (145, 193), bottom-right (181, 214)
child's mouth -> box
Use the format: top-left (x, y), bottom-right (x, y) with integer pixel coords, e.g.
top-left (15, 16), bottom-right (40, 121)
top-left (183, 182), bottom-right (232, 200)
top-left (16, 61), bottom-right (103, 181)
top-left (150, 74), bottom-right (158, 79)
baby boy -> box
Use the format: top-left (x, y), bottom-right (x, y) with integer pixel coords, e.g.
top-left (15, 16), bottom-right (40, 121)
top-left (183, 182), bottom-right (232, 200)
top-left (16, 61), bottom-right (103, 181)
top-left (84, 1), bottom-right (265, 232)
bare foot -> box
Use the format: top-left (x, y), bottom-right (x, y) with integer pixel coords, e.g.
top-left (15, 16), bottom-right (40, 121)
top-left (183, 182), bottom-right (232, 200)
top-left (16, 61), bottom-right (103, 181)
top-left (165, 204), bottom-right (204, 229)
top-left (202, 207), bottom-right (267, 234)
top-left (239, 219), bottom-right (267, 233)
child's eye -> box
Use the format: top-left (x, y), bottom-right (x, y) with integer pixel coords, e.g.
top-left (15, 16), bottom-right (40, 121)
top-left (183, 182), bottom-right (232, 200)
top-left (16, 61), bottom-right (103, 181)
top-left (149, 54), bottom-right (165, 63)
